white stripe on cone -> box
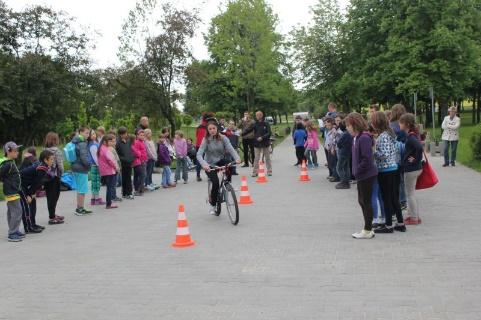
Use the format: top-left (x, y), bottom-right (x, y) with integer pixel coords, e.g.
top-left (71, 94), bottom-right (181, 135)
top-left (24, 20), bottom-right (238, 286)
top-left (176, 227), bottom-right (190, 235)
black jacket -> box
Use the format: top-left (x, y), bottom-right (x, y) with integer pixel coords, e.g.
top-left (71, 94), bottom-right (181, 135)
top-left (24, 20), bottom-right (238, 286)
top-left (116, 139), bottom-right (134, 165)
top-left (242, 120), bottom-right (272, 148)
top-left (403, 133), bottom-right (423, 172)
top-left (0, 159), bottom-right (22, 198)
top-left (20, 162), bottom-right (49, 196)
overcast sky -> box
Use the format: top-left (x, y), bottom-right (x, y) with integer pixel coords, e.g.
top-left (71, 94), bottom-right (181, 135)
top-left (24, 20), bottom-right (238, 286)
top-left (7, 0), bottom-right (349, 68)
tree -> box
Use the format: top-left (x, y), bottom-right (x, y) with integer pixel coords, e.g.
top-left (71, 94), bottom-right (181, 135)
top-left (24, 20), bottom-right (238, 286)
top-left (119, 1), bottom-right (200, 135)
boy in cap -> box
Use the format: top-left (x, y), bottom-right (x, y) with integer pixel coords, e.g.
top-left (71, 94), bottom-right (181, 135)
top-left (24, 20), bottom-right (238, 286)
top-left (0, 142), bottom-right (25, 242)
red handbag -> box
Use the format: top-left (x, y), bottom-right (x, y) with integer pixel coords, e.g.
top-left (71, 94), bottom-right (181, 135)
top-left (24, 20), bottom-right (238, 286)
top-left (416, 152), bottom-right (439, 190)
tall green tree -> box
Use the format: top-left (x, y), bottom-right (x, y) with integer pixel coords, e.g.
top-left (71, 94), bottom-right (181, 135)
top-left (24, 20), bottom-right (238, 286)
top-left (119, 1), bottom-right (200, 134)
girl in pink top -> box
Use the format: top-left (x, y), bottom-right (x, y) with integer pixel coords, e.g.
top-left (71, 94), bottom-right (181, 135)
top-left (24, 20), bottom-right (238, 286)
top-left (173, 130), bottom-right (189, 183)
top-left (305, 121), bottom-right (320, 168)
top-left (131, 129), bottom-right (148, 195)
top-left (98, 134), bottom-right (120, 209)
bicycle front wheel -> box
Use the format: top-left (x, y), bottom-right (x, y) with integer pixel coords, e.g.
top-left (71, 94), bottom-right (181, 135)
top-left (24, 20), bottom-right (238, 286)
top-left (224, 183), bottom-right (239, 225)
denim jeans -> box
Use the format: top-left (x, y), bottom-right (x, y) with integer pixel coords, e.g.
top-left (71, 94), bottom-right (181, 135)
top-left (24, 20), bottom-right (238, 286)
top-left (175, 157), bottom-right (189, 182)
top-left (145, 159), bottom-right (155, 186)
top-left (371, 180), bottom-right (385, 221)
top-left (327, 152), bottom-right (339, 179)
top-left (443, 140), bottom-right (458, 165)
top-left (105, 174), bottom-right (117, 206)
top-left (162, 166), bottom-right (172, 187)
top-left (133, 163), bottom-right (146, 192)
top-left (336, 155), bottom-right (350, 182)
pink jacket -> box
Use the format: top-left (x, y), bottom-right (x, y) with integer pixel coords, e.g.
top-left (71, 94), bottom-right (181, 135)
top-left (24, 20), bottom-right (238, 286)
top-left (173, 138), bottom-right (187, 158)
top-left (131, 139), bottom-right (148, 167)
top-left (305, 129), bottom-right (320, 150)
top-left (98, 144), bottom-right (118, 176)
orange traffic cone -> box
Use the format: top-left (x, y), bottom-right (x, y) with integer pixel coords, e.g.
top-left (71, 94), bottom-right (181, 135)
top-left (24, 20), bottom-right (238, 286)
top-left (172, 204), bottom-right (195, 248)
top-left (299, 160), bottom-right (311, 182)
top-left (256, 161), bottom-right (268, 183)
top-left (239, 176), bottom-right (253, 205)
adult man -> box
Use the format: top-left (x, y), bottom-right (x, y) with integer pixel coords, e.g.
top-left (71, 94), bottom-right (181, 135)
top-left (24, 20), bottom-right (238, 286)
top-left (242, 110), bottom-right (272, 177)
top-left (138, 116), bottom-right (149, 130)
top-left (441, 106), bottom-right (461, 167)
top-left (239, 111), bottom-right (255, 167)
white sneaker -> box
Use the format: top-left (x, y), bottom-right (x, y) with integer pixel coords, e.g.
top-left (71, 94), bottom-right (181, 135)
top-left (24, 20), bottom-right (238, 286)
top-left (209, 205), bottom-right (216, 215)
top-left (352, 229), bottom-right (375, 239)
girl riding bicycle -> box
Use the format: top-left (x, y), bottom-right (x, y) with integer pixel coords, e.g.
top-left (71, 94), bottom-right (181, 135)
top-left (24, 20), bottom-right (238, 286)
top-left (197, 119), bottom-right (241, 215)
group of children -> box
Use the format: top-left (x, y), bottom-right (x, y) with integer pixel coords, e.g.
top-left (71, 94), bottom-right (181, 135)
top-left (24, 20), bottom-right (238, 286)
top-left (293, 103), bottom-right (426, 239)
top-left (0, 124), bottom-right (199, 242)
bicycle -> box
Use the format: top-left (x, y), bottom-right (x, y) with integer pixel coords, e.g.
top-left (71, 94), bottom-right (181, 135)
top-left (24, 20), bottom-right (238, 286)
top-left (207, 162), bottom-right (240, 225)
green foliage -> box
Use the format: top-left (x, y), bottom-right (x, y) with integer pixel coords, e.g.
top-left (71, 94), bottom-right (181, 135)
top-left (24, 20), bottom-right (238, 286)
top-left (182, 114), bottom-right (193, 126)
top-left (471, 130), bottom-right (481, 161)
top-left (214, 111), bottom-right (235, 121)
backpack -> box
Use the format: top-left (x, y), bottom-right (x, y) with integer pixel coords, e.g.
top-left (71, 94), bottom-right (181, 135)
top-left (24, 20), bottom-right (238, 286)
top-left (64, 142), bottom-right (77, 163)
top-left (0, 157), bottom-right (8, 167)
top-left (395, 140), bottom-right (405, 166)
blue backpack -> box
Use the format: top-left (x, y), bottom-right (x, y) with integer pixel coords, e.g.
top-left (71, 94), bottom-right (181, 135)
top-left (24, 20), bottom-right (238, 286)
top-left (64, 142), bottom-right (77, 163)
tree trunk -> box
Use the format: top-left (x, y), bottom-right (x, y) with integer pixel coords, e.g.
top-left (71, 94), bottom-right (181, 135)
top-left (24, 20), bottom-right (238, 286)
top-left (285, 113), bottom-right (288, 123)
top-left (438, 99), bottom-right (448, 127)
top-left (477, 88), bottom-right (481, 124)
top-left (472, 93), bottom-right (477, 125)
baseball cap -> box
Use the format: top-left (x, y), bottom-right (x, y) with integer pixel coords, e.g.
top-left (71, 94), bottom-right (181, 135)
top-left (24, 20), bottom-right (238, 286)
top-left (3, 141), bottom-right (22, 154)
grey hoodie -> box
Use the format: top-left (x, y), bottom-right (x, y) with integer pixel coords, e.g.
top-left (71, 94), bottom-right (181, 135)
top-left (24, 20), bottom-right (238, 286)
top-left (71, 135), bottom-right (90, 173)
top-left (196, 135), bottom-right (240, 167)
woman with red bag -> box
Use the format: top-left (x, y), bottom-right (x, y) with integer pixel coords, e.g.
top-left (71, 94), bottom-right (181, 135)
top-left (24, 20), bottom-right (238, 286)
top-left (399, 114), bottom-right (423, 225)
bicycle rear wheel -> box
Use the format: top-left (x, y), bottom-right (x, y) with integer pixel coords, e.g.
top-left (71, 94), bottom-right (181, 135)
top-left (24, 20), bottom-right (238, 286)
top-left (207, 179), bottom-right (221, 216)
top-left (224, 183), bottom-right (239, 225)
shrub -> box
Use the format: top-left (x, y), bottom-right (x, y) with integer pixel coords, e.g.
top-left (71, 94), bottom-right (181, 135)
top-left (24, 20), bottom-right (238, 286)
top-left (182, 114), bottom-right (193, 126)
top-left (471, 131), bottom-right (481, 161)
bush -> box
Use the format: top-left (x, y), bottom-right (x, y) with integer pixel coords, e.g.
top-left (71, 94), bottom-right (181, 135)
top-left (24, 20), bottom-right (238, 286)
top-left (182, 114), bottom-right (193, 126)
top-left (471, 131), bottom-right (481, 161)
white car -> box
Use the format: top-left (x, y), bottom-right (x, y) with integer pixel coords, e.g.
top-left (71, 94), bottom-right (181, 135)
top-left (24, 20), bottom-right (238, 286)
top-left (265, 116), bottom-right (274, 124)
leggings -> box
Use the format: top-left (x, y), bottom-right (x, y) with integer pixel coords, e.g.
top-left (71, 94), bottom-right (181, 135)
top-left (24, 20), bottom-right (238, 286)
top-left (44, 177), bottom-right (61, 219)
top-left (378, 170), bottom-right (404, 226)
top-left (357, 176), bottom-right (376, 231)
top-left (206, 159), bottom-right (232, 206)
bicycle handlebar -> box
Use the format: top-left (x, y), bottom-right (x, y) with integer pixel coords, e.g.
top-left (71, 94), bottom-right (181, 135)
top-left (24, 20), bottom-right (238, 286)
top-left (208, 162), bottom-right (237, 171)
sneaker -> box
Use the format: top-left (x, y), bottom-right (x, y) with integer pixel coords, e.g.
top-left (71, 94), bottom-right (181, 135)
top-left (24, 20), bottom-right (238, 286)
top-left (27, 226), bottom-right (43, 233)
top-left (196, 176), bottom-right (202, 182)
top-left (209, 205), bottom-right (216, 215)
top-left (451, 162), bottom-right (456, 167)
top-left (134, 191), bottom-right (143, 196)
top-left (14, 231), bottom-right (26, 238)
top-left (267, 172), bottom-right (272, 176)
top-left (442, 164), bottom-right (449, 167)
top-left (90, 198), bottom-right (97, 206)
top-left (145, 185), bottom-right (155, 191)
top-left (374, 225), bottom-right (394, 233)
top-left (183, 180), bottom-right (188, 184)
top-left (75, 208), bottom-right (87, 216)
top-left (106, 204), bottom-right (118, 209)
top-left (96, 199), bottom-right (106, 205)
top-left (8, 234), bottom-right (22, 242)
top-left (127, 194), bottom-right (135, 200)
top-left (241, 164), bottom-right (249, 168)
top-left (251, 173), bottom-right (257, 177)
top-left (352, 229), bottom-right (375, 239)
top-left (372, 222), bottom-right (379, 229)
top-left (401, 203), bottom-right (408, 211)
top-left (55, 215), bottom-right (65, 220)
top-left (49, 217), bottom-right (64, 225)
top-left (328, 177), bottom-right (340, 182)
top-left (112, 197), bottom-right (123, 202)
top-left (335, 182), bottom-right (350, 189)
top-left (405, 217), bottom-right (421, 225)
top-left (34, 224), bottom-right (45, 230)
top-left (394, 224), bottom-right (407, 232)
top-left (153, 184), bottom-right (161, 190)
top-left (326, 176), bottom-right (333, 180)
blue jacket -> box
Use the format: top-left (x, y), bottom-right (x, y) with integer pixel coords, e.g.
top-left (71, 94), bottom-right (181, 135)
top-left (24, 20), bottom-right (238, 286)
top-left (403, 133), bottom-right (423, 172)
top-left (293, 129), bottom-right (307, 147)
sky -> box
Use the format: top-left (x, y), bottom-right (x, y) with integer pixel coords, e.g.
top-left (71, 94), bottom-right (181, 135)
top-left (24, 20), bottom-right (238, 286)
top-left (7, 0), bottom-right (349, 68)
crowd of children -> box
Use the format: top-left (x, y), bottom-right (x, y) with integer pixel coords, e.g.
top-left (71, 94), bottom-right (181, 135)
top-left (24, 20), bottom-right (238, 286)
top-left (0, 121), bottom-right (214, 242)
top-left (293, 103), bottom-right (426, 239)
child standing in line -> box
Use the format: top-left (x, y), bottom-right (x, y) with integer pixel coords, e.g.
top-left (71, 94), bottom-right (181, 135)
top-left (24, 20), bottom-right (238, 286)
top-left (98, 134), bottom-right (120, 209)
top-left (20, 147), bottom-right (38, 170)
top-left (20, 150), bottom-right (55, 233)
top-left (186, 138), bottom-right (197, 170)
top-left (293, 122), bottom-right (307, 166)
top-left (325, 118), bottom-right (340, 182)
top-left (88, 130), bottom-right (104, 206)
top-left (399, 113), bottom-right (424, 225)
top-left (157, 135), bottom-right (176, 188)
top-left (371, 111), bottom-right (405, 233)
top-left (116, 128), bottom-right (134, 200)
top-left (335, 114), bottom-right (352, 189)
top-left (1, 142), bottom-right (25, 242)
top-left (109, 140), bottom-right (122, 202)
top-left (173, 130), bottom-right (189, 184)
top-left (131, 129), bottom-right (148, 196)
top-left (44, 132), bottom-right (65, 225)
top-left (346, 112), bottom-right (378, 239)
top-left (144, 129), bottom-right (158, 191)
top-left (305, 121), bottom-right (319, 169)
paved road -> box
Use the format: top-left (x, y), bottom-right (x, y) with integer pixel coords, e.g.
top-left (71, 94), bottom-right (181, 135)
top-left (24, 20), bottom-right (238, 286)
top-left (1, 138), bottom-right (481, 320)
